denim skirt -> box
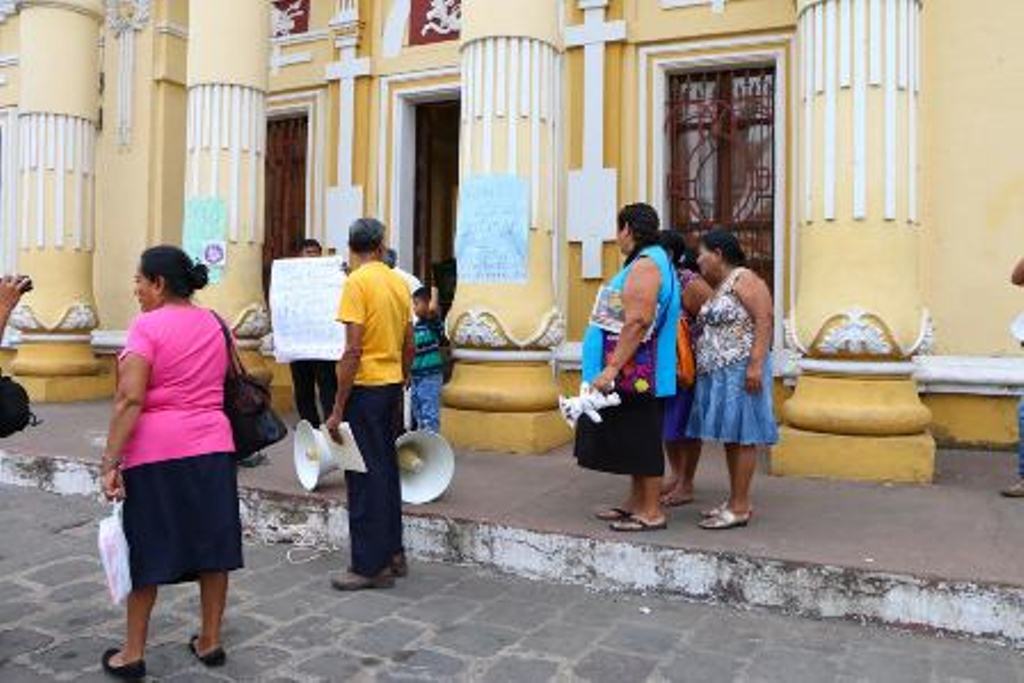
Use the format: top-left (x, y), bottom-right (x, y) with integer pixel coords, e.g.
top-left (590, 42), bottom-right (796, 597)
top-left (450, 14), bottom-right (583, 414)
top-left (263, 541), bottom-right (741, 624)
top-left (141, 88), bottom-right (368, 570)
top-left (686, 359), bottom-right (779, 446)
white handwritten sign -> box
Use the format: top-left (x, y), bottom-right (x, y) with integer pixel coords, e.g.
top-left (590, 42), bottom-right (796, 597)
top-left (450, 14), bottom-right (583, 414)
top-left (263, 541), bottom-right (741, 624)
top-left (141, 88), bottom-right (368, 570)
top-left (269, 257), bottom-right (347, 362)
top-left (455, 175), bottom-right (530, 283)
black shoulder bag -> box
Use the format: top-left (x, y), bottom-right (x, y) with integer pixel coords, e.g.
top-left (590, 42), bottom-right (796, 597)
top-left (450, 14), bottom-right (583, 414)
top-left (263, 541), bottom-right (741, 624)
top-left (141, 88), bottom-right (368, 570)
top-left (213, 314), bottom-right (288, 459)
top-left (0, 375), bottom-right (38, 437)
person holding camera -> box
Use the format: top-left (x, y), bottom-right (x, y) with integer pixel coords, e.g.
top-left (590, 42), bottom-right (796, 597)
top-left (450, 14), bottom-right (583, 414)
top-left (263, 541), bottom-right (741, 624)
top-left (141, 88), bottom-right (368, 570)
top-left (0, 274), bottom-right (32, 333)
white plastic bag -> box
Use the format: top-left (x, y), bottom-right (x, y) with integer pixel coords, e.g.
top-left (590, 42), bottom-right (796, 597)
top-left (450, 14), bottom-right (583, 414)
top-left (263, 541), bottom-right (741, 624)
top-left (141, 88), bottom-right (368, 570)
top-left (97, 502), bottom-right (132, 605)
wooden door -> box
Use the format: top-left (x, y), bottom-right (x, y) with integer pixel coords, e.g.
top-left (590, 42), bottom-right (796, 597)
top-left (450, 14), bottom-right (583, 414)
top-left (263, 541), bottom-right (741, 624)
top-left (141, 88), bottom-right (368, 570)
top-left (263, 115), bottom-right (308, 297)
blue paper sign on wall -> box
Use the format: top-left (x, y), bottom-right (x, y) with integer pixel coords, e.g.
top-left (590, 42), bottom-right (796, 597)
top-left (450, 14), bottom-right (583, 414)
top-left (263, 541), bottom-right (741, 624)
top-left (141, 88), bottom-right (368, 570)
top-left (183, 198), bottom-right (228, 285)
top-left (455, 175), bottom-right (530, 284)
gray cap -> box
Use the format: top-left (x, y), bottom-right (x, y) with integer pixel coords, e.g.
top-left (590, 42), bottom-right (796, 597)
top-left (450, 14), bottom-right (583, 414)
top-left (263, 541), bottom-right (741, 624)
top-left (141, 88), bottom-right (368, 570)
top-left (348, 218), bottom-right (386, 254)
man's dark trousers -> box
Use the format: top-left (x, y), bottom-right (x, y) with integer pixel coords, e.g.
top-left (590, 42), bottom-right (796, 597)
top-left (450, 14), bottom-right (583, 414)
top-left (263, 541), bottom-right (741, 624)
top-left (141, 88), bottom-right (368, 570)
top-left (290, 360), bottom-right (338, 427)
top-left (344, 384), bottom-right (404, 577)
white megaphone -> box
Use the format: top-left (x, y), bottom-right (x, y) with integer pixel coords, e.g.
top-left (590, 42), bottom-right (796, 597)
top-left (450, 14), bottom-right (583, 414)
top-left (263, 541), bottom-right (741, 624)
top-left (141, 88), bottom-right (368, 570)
top-left (396, 430), bottom-right (455, 505)
top-left (293, 420), bottom-right (366, 492)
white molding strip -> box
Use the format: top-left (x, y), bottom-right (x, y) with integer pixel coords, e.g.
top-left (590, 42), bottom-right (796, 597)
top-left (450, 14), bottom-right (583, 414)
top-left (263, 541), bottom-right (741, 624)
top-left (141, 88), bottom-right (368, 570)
top-left (869, 0), bottom-right (881, 85)
top-left (839, 0), bottom-right (851, 87)
top-left (907, 0), bottom-right (919, 223)
top-left (883, 0), bottom-right (897, 220)
top-left (452, 348), bottom-right (553, 363)
top-left (0, 108), bottom-right (17, 274)
top-left (155, 21), bottom-right (187, 40)
top-left (852, 0), bottom-right (867, 218)
top-left (0, 54), bottom-right (18, 69)
top-left (823, 0), bottom-right (837, 220)
top-left (91, 329), bottom-right (127, 354)
top-left (802, 15), bottom-right (814, 222)
top-left (271, 29), bottom-right (330, 48)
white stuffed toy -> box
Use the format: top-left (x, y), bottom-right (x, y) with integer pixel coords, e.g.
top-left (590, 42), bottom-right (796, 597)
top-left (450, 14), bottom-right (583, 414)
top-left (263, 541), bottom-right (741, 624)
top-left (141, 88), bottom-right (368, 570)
top-left (559, 383), bottom-right (622, 429)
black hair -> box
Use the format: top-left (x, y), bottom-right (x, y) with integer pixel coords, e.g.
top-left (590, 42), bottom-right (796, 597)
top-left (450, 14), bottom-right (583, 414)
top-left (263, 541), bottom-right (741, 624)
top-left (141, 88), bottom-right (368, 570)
top-left (659, 230), bottom-right (686, 264)
top-left (617, 203), bottom-right (661, 255)
top-left (412, 286), bottom-right (431, 302)
top-left (299, 238), bottom-right (322, 252)
top-left (700, 228), bottom-right (747, 267)
top-left (139, 246), bottom-right (209, 299)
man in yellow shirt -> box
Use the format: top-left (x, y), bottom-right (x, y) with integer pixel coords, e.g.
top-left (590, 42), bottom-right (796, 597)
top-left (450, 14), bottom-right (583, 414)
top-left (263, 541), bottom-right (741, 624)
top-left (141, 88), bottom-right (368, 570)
top-left (326, 218), bottom-right (414, 591)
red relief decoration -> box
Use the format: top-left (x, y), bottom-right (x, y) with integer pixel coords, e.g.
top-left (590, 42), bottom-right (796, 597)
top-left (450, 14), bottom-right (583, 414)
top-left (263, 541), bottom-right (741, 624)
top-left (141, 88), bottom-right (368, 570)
top-left (409, 0), bottom-right (462, 46)
top-left (272, 0), bottom-right (311, 38)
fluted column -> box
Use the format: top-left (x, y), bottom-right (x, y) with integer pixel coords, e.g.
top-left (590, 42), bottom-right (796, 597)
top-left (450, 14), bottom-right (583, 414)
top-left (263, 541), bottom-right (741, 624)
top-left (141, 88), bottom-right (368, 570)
top-left (441, 0), bottom-right (569, 453)
top-left (185, 0), bottom-right (270, 358)
top-left (774, 0), bottom-right (933, 482)
top-left (10, 0), bottom-right (107, 401)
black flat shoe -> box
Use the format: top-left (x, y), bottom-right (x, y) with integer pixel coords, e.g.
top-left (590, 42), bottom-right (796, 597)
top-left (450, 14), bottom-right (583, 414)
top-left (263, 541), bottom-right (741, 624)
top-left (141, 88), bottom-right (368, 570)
top-left (188, 635), bottom-right (226, 667)
top-left (101, 648), bottom-right (146, 680)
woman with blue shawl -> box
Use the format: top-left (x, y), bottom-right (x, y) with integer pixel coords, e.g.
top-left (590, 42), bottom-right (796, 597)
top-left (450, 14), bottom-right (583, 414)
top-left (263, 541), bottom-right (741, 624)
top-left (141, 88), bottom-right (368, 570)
top-left (576, 203), bottom-right (680, 532)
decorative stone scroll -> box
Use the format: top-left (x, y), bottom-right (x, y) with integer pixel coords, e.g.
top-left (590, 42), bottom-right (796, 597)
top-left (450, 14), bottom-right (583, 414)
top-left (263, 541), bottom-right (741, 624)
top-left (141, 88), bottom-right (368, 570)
top-left (449, 308), bottom-right (565, 350)
top-left (10, 301), bottom-right (99, 333)
top-left (811, 307), bottom-right (896, 358)
top-left (233, 303), bottom-right (272, 341)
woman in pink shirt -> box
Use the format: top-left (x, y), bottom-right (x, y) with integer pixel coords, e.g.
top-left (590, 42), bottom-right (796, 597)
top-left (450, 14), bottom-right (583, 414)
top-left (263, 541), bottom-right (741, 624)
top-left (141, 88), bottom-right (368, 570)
top-left (100, 246), bottom-right (241, 679)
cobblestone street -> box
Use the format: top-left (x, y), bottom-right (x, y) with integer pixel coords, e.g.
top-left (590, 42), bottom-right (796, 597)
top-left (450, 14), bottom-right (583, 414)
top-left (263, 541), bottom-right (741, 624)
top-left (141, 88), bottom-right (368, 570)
top-left (1, 486), bottom-right (1022, 682)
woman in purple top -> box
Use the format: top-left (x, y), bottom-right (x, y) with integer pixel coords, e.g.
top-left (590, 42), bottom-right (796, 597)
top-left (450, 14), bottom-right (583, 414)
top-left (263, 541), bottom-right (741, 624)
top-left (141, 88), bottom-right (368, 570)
top-left (659, 230), bottom-right (713, 508)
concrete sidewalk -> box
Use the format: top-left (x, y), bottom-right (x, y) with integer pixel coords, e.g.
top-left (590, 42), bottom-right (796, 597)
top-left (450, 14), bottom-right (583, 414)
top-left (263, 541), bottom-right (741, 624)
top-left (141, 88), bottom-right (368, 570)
top-left (5, 402), bottom-right (1024, 646)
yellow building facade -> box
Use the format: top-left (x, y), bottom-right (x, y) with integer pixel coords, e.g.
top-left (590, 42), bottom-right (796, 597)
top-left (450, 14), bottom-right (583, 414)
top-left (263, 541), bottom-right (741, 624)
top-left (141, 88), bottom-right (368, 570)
top-left (1, 0), bottom-right (1022, 479)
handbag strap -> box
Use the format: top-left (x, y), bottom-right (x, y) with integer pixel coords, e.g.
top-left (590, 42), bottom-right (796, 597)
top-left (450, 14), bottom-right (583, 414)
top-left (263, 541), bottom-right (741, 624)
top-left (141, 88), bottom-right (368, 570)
top-left (211, 311), bottom-right (245, 379)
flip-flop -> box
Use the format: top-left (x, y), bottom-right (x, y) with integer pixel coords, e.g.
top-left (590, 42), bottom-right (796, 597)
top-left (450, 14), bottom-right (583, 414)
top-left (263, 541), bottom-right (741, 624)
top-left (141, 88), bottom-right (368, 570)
top-left (610, 516), bottom-right (668, 532)
top-left (698, 509), bottom-right (751, 530)
top-left (594, 507), bottom-right (632, 521)
top-left (189, 635), bottom-right (227, 667)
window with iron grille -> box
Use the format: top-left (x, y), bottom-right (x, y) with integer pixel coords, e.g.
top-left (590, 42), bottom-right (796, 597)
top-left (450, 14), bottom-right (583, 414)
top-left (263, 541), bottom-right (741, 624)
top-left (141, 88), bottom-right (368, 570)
top-left (666, 66), bottom-right (775, 291)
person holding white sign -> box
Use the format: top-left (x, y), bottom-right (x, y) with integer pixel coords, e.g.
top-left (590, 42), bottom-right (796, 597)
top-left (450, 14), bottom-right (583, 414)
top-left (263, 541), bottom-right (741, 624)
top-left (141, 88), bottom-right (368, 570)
top-left (287, 239), bottom-right (338, 428)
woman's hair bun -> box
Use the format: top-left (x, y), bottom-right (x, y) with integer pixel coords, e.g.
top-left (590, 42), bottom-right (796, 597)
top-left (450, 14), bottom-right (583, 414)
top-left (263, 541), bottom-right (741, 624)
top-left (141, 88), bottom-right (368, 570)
top-left (188, 262), bottom-right (210, 291)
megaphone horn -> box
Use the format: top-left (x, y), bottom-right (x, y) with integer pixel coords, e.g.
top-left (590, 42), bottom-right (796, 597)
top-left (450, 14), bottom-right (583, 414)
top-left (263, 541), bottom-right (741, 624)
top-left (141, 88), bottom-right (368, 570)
top-left (396, 431), bottom-right (455, 505)
top-left (293, 420), bottom-right (367, 492)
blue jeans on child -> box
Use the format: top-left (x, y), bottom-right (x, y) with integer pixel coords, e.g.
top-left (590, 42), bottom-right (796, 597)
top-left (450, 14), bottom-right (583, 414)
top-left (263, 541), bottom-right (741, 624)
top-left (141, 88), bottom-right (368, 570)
top-left (411, 372), bottom-right (443, 433)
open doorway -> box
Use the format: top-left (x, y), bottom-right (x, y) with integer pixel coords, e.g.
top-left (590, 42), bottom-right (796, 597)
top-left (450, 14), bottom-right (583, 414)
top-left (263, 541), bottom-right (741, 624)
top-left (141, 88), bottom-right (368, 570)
top-left (412, 101), bottom-right (460, 316)
top-left (264, 114), bottom-right (309, 298)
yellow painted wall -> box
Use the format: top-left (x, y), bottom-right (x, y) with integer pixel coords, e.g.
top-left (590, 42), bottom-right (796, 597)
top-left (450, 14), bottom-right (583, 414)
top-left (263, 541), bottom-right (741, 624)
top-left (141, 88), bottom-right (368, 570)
top-left (922, 2), bottom-right (1024, 358)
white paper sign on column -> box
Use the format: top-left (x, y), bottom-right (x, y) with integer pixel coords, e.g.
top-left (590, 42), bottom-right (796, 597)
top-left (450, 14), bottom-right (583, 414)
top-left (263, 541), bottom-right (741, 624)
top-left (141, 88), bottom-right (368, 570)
top-left (269, 256), bottom-right (347, 362)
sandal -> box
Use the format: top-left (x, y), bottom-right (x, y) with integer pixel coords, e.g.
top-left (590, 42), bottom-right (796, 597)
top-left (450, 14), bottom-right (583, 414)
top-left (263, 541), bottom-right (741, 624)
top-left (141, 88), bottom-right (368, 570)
top-left (701, 501), bottom-right (755, 519)
top-left (610, 515), bottom-right (668, 532)
top-left (101, 649), bottom-right (146, 680)
top-left (594, 507), bottom-right (632, 521)
top-left (698, 509), bottom-right (751, 530)
top-left (1001, 480), bottom-right (1024, 498)
top-left (189, 635), bottom-right (227, 667)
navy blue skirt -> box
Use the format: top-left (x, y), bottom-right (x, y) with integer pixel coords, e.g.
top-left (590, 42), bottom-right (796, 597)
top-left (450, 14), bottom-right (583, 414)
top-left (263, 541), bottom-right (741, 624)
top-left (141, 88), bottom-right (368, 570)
top-left (122, 453), bottom-right (244, 587)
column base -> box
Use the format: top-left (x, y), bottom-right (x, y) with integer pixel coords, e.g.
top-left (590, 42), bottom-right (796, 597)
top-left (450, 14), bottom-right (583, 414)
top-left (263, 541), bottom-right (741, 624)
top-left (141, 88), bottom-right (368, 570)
top-left (771, 425), bottom-right (935, 484)
top-left (441, 407), bottom-right (571, 454)
top-left (18, 372), bottom-right (114, 403)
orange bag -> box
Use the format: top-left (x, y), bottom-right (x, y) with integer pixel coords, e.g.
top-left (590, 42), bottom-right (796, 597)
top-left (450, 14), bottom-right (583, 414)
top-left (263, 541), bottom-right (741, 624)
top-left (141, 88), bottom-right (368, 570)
top-left (676, 317), bottom-right (696, 388)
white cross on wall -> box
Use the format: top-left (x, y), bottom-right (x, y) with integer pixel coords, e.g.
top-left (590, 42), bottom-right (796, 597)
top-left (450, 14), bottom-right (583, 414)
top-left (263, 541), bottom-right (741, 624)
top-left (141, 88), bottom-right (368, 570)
top-left (565, 0), bottom-right (626, 280)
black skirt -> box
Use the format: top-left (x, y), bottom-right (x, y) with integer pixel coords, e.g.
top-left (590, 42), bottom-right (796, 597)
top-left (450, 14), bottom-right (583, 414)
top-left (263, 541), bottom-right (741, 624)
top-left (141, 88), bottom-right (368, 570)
top-left (574, 395), bottom-right (665, 477)
top-left (122, 453), bottom-right (244, 587)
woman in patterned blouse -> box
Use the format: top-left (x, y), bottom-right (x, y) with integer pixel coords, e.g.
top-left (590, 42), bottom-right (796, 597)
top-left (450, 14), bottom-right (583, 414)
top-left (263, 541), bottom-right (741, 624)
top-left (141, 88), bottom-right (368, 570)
top-left (685, 228), bottom-right (778, 530)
